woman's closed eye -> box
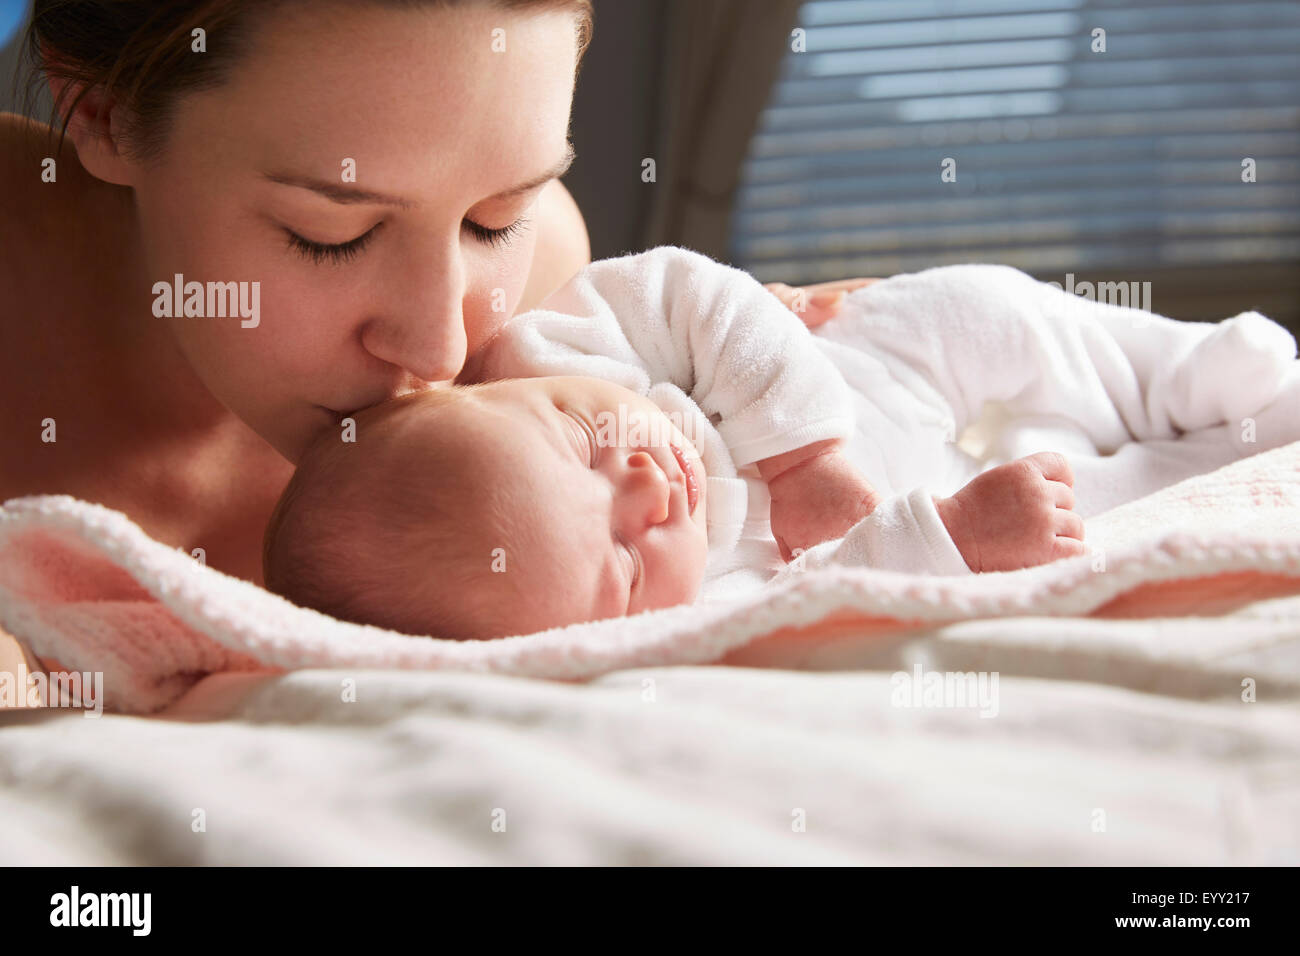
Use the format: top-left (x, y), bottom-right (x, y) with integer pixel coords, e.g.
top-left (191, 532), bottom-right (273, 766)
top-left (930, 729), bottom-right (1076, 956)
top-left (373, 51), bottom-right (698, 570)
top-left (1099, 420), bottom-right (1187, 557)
top-left (463, 216), bottom-right (530, 248)
top-left (284, 223), bottom-right (381, 264)
top-left (284, 214), bottom-right (529, 266)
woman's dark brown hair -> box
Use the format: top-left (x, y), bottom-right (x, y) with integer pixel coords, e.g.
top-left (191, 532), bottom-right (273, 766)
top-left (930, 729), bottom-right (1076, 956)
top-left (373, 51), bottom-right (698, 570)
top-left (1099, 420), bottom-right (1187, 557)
top-left (22, 0), bottom-right (593, 160)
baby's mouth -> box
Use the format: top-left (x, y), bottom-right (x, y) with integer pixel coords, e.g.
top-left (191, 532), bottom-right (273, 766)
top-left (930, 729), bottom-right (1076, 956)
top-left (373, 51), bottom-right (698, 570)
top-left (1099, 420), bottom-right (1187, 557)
top-left (669, 443), bottom-right (700, 515)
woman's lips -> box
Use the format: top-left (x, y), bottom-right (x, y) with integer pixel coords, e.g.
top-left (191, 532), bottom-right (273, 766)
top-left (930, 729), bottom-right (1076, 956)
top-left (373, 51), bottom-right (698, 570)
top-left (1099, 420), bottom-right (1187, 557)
top-left (669, 443), bottom-right (699, 515)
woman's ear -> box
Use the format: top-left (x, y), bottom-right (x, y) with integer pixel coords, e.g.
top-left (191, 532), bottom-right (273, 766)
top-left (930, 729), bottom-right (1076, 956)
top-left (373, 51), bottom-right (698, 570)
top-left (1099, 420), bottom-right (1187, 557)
top-left (45, 74), bottom-right (135, 186)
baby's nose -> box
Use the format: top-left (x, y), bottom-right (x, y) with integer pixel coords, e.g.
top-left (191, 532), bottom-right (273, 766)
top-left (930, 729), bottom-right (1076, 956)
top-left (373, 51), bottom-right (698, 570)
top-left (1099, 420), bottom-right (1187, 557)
top-left (619, 450), bottom-right (671, 529)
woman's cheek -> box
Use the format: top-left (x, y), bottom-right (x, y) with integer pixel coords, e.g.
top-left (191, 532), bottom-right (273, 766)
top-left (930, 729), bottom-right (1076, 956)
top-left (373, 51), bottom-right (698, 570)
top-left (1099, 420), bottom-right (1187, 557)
top-left (499, 222), bottom-right (541, 307)
top-left (464, 243), bottom-right (535, 352)
top-left (263, 273), bottom-right (335, 340)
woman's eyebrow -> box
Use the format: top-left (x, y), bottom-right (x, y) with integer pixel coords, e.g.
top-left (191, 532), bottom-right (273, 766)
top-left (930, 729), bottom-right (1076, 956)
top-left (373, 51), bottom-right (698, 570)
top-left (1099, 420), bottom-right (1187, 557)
top-left (262, 143), bottom-right (575, 208)
top-left (262, 172), bottom-right (417, 208)
top-left (490, 142), bottom-right (576, 199)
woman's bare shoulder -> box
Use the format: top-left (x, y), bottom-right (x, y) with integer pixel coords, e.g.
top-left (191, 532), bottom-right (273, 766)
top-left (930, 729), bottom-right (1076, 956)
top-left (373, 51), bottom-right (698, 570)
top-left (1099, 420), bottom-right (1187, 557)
top-left (0, 113), bottom-right (130, 302)
top-left (0, 111), bottom-right (122, 231)
top-left (0, 110), bottom-right (50, 154)
top-left (0, 111), bottom-right (135, 420)
top-left (0, 111), bottom-right (65, 197)
top-left (0, 113), bottom-right (82, 255)
top-left (0, 116), bottom-right (59, 320)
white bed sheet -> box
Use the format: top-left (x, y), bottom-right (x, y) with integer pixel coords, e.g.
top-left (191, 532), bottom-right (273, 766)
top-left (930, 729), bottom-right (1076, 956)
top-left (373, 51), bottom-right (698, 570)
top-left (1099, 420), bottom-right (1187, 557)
top-left (4, 592), bottom-right (1298, 866)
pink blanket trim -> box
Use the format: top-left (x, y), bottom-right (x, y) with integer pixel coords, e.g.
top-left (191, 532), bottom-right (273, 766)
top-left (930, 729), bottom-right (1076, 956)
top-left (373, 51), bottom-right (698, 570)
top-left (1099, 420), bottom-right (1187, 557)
top-left (3, 442), bottom-right (1300, 713)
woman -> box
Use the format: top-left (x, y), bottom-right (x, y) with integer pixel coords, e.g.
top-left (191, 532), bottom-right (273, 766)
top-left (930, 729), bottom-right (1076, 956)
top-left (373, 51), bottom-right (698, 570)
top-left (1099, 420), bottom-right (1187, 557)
top-left (1, 0), bottom-right (867, 587)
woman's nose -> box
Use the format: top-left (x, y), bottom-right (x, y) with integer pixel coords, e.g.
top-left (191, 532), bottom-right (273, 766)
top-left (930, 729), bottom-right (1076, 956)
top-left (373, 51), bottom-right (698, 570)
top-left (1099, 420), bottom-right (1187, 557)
top-left (616, 450), bottom-right (671, 531)
top-left (359, 240), bottom-right (468, 383)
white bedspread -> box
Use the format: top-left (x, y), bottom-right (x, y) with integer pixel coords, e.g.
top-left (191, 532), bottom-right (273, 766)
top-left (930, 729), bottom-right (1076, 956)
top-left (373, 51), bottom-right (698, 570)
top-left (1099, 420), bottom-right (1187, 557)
top-left (3, 601), bottom-right (1298, 865)
top-left (5, 437), bottom-right (1300, 864)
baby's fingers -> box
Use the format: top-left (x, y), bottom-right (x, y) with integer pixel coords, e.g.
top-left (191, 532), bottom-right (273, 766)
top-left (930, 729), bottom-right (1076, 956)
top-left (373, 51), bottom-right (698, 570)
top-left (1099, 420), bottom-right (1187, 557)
top-left (1051, 535), bottom-right (1088, 561)
top-left (765, 279), bottom-right (880, 328)
top-left (1024, 451), bottom-right (1074, 487)
top-left (1053, 507), bottom-right (1085, 543)
top-left (1049, 479), bottom-right (1076, 510)
top-left (1043, 507), bottom-right (1085, 562)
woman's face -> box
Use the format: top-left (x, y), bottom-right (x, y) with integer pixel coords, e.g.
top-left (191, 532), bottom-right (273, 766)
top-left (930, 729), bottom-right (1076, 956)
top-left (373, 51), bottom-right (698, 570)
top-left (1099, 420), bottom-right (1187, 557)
top-left (125, 2), bottom-right (579, 461)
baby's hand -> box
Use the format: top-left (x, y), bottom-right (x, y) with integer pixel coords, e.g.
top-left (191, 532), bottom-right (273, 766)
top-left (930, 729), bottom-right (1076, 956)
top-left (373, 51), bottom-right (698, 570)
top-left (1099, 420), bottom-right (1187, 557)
top-left (760, 441), bottom-right (882, 562)
top-left (934, 452), bottom-right (1085, 572)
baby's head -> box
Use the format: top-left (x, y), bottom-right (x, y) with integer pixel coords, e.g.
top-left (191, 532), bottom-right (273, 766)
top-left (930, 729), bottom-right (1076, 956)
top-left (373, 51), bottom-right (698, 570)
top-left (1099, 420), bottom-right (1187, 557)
top-left (263, 376), bottom-right (710, 639)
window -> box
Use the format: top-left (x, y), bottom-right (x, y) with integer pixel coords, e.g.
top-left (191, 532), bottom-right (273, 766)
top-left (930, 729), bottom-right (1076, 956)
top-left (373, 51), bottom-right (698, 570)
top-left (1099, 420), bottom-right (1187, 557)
top-left (730, 0), bottom-right (1300, 325)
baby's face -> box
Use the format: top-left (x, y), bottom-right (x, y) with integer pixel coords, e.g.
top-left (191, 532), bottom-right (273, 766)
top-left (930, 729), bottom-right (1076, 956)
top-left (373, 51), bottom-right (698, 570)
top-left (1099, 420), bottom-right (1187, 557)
top-left (417, 376), bottom-right (710, 632)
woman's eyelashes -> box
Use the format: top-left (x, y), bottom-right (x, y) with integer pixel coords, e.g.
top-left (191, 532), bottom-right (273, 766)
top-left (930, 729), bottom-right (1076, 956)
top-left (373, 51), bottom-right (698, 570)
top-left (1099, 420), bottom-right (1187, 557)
top-left (285, 223), bottom-right (381, 264)
top-left (285, 215), bottom-right (531, 265)
top-left (463, 216), bottom-right (531, 249)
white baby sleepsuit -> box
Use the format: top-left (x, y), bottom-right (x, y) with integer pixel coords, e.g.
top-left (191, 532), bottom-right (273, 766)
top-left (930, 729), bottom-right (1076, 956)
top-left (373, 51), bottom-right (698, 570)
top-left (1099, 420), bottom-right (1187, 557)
top-left (478, 247), bottom-right (1299, 601)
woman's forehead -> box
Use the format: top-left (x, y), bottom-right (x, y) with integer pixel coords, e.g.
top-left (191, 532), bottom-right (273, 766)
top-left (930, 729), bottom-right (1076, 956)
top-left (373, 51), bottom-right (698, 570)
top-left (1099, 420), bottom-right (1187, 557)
top-left (180, 3), bottom-right (578, 198)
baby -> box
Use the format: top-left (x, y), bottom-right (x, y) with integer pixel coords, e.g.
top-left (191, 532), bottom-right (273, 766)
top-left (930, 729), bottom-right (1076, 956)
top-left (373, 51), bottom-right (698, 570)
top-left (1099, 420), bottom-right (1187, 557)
top-left (262, 374), bottom-right (1077, 639)
top-left (264, 246), bottom-right (1296, 639)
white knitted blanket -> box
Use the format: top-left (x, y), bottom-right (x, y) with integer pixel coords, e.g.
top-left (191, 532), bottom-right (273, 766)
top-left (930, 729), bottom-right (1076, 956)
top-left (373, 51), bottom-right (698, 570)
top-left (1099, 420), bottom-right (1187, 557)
top-left (2, 441), bottom-right (1300, 714)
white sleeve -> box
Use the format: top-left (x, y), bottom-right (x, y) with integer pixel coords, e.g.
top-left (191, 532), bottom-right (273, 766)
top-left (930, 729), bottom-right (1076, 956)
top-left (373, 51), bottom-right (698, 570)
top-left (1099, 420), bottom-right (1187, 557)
top-left (839, 263), bottom-right (1297, 451)
top-left (772, 489), bottom-right (972, 579)
top-left (477, 246), bottom-right (855, 466)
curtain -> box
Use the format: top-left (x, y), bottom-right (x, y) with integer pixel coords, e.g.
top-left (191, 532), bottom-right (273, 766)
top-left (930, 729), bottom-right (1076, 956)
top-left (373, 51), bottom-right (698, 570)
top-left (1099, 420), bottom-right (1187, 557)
top-left (643, 0), bottom-right (803, 259)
